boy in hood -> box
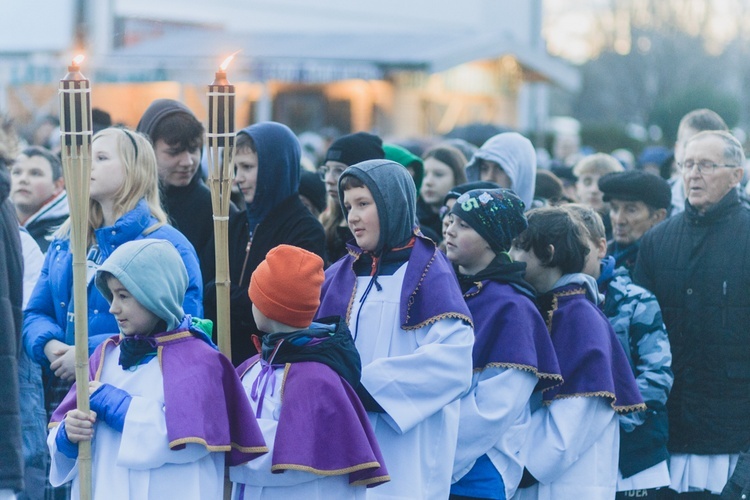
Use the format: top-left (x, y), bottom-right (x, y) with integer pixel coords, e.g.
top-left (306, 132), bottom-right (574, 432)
top-left (231, 244), bottom-right (388, 498)
top-left (509, 207), bottom-right (645, 499)
top-left (444, 188), bottom-right (562, 499)
top-left (203, 121), bottom-right (325, 365)
top-left (47, 239), bottom-right (267, 499)
top-left (465, 132), bottom-right (537, 209)
top-left (317, 159), bottom-right (474, 499)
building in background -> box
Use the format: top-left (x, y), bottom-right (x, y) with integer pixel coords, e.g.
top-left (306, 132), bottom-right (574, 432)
top-left (0, 0), bottom-right (578, 142)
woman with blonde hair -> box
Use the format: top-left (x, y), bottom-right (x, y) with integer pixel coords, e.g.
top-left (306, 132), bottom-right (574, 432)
top-left (23, 127), bottom-right (203, 429)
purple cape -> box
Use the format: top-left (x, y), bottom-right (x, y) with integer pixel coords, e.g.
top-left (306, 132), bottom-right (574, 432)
top-left (238, 357), bottom-right (390, 487)
top-left (317, 235), bottom-right (472, 330)
top-left (465, 280), bottom-right (562, 391)
top-left (540, 284), bottom-right (646, 413)
top-left (51, 331), bottom-right (268, 466)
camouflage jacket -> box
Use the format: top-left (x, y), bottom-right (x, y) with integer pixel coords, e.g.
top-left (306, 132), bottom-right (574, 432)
top-left (600, 266), bottom-right (673, 432)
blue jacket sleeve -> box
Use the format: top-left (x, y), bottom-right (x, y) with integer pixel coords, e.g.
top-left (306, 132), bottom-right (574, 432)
top-left (173, 235), bottom-right (204, 318)
top-left (23, 249), bottom-right (67, 366)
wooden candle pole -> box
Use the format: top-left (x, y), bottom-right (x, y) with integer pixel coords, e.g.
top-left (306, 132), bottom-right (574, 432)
top-left (59, 54), bottom-right (93, 500)
top-left (207, 54), bottom-right (237, 359)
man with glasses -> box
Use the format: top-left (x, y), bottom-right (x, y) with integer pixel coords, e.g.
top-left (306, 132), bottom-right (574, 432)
top-left (634, 130), bottom-right (749, 498)
top-left (669, 109), bottom-right (728, 215)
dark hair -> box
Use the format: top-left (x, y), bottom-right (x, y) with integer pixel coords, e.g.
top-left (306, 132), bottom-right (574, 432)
top-left (513, 206), bottom-right (589, 274)
top-left (535, 169), bottom-right (564, 201)
top-left (422, 144), bottom-right (468, 185)
top-left (564, 204), bottom-right (605, 242)
top-left (21, 145), bottom-right (63, 180)
top-left (236, 132), bottom-right (256, 154)
top-left (151, 112), bottom-right (204, 153)
top-left (339, 174), bottom-right (365, 191)
top-left (679, 108), bottom-right (728, 134)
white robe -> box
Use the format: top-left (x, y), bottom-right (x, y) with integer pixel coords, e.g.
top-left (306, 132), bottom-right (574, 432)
top-left (452, 367), bottom-right (538, 499)
top-left (47, 348), bottom-right (225, 500)
top-left (229, 362), bottom-right (367, 500)
top-left (350, 264), bottom-right (474, 499)
top-left (513, 397), bottom-right (619, 500)
top-left (669, 453), bottom-right (739, 494)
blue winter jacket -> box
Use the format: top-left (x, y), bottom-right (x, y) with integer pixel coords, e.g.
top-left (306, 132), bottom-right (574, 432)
top-left (23, 199), bottom-right (203, 367)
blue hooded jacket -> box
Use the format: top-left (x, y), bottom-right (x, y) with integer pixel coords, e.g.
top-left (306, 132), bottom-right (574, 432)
top-left (239, 122), bottom-right (301, 232)
top-left (23, 199), bottom-right (203, 367)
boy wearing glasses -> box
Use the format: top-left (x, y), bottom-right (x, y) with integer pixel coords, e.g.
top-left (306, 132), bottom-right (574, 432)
top-left (635, 130), bottom-right (750, 497)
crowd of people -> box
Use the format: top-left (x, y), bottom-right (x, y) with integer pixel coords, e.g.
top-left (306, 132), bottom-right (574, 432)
top-left (0, 102), bottom-right (749, 500)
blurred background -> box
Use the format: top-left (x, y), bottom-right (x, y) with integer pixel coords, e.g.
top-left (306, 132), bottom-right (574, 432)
top-left (2, 0), bottom-right (749, 159)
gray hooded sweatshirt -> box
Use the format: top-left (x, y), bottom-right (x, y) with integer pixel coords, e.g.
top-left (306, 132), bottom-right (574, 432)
top-left (337, 159), bottom-right (418, 254)
top-left (95, 239), bottom-right (187, 332)
top-left (465, 132), bottom-right (537, 208)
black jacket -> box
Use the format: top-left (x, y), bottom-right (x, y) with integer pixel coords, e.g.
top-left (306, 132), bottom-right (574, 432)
top-left (162, 172), bottom-right (237, 284)
top-left (0, 167), bottom-right (24, 492)
top-left (204, 194), bottom-right (326, 365)
top-left (634, 189), bottom-right (750, 454)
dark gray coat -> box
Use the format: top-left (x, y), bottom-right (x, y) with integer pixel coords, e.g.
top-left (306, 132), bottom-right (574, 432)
top-left (0, 166), bottom-right (24, 492)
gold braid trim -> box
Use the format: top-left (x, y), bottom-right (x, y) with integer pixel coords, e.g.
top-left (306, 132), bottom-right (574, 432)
top-left (544, 391), bottom-right (648, 414)
top-left (279, 363), bottom-right (291, 403)
top-left (155, 330), bottom-right (193, 344)
top-left (346, 247), bottom-right (362, 259)
top-left (544, 287), bottom-right (587, 331)
top-left (351, 474), bottom-right (392, 487)
top-left (231, 443), bottom-right (270, 454)
top-left (168, 436), bottom-right (268, 453)
top-left (270, 461), bottom-right (381, 476)
top-left (344, 258), bottom-right (360, 324)
top-left (463, 281), bottom-right (484, 298)
top-left (475, 363), bottom-right (564, 392)
top-left (404, 247), bottom-right (437, 325)
top-left (402, 312), bottom-right (474, 331)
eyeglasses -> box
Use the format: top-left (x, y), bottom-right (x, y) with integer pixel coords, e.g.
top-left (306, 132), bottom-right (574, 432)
top-left (317, 165), bottom-right (346, 181)
top-left (678, 159), bottom-right (737, 174)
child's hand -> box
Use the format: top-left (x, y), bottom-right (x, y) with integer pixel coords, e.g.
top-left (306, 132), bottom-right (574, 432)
top-left (89, 381), bottom-right (102, 394)
top-left (64, 409), bottom-right (97, 443)
top-left (50, 345), bottom-right (76, 381)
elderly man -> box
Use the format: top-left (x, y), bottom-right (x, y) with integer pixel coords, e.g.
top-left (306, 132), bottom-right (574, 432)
top-left (599, 170), bottom-right (671, 272)
top-left (634, 130), bottom-right (749, 498)
top-left (669, 109), bottom-right (728, 215)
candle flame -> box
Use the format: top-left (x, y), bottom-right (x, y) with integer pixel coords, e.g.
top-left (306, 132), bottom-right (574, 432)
top-left (72, 54), bottom-right (85, 66)
top-left (219, 51), bottom-right (240, 71)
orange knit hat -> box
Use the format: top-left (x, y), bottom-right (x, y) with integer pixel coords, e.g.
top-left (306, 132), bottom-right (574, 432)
top-left (249, 245), bottom-right (325, 328)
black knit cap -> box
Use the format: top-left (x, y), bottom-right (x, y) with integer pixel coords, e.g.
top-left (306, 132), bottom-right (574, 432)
top-left (450, 188), bottom-right (527, 254)
top-left (136, 99), bottom-right (195, 139)
top-left (599, 170), bottom-right (671, 210)
top-left (443, 181), bottom-right (501, 206)
top-left (299, 170), bottom-right (327, 213)
top-left (324, 132), bottom-right (384, 166)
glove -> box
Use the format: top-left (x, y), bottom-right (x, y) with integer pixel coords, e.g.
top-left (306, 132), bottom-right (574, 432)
top-left (89, 384), bottom-right (132, 432)
top-left (55, 421), bottom-right (79, 459)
